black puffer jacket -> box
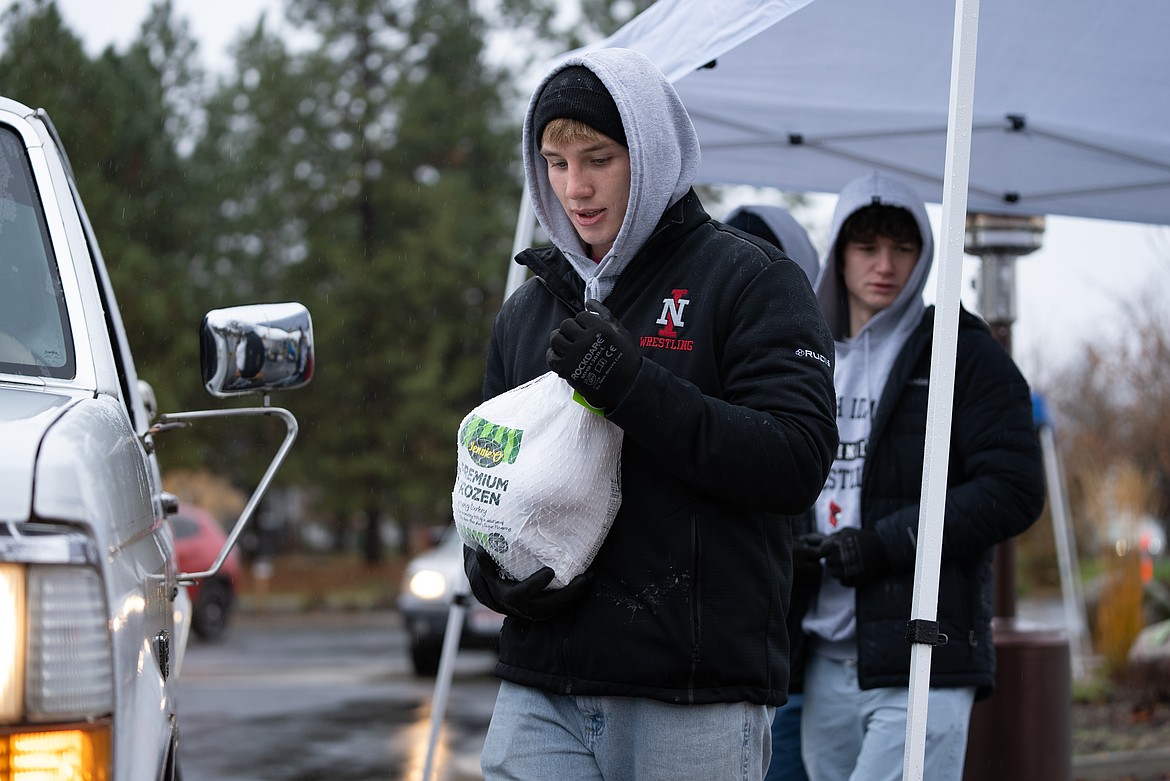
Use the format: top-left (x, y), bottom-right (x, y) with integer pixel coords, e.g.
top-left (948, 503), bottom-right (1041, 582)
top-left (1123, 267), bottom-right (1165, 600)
top-left (480, 190), bottom-right (837, 706)
top-left (790, 306), bottom-right (1044, 698)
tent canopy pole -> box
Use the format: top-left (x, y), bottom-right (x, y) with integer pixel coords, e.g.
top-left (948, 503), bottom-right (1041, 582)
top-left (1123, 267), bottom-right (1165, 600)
top-left (903, 0), bottom-right (980, 778)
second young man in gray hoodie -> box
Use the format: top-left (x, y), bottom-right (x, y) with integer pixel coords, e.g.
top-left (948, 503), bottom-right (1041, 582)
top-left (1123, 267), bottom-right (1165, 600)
top-left (793, 171), bottom-right (1045, 781)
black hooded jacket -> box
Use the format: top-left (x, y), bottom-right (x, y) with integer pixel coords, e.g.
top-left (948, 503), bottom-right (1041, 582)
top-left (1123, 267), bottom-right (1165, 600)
top-left (789, 305), bottom-right (1045, 697)
top-left (481, 189), bottom-right (837, 706)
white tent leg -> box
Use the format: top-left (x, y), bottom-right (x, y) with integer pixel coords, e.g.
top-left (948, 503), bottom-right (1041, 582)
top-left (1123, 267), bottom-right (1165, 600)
top-left (904, 0), bottom-right (980, 778)
top-left (428, 161), bottom-right (534, 781)
top-left (505, 180), bottom-right (537, 300)
top-left (420, 583), bottom-right (470, 781)
top-left (1039, 421), bottom-right (1093, 678)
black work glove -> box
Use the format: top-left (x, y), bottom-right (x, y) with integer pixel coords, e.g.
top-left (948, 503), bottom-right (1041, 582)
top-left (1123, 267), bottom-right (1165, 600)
top-left (463, 545), bottom-right (591, 621)
top-left (819, 528), bottom-right (889, 588)
top-left (793, 532), bottom-right (827, 588)
top-left (546, 299), bottom-right (640, 411)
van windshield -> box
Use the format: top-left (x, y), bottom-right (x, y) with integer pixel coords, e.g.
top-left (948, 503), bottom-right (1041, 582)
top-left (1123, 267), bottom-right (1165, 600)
top-left (0, 126), bottom-right (74, 378)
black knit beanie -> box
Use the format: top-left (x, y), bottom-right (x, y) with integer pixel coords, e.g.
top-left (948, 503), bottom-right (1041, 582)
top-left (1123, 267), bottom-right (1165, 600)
top-left (533, 65), bottom-right (627, 147)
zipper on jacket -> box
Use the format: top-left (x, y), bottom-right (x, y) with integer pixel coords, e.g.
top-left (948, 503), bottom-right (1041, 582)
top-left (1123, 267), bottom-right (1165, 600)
top-left (562, 638), bottom-right (574, 694)
top-left (688, 513), bottom-right (702, 704)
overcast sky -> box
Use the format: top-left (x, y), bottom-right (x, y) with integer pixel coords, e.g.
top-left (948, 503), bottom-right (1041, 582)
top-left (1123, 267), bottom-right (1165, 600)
top-left (53, 0), bottom-right (1170, 383)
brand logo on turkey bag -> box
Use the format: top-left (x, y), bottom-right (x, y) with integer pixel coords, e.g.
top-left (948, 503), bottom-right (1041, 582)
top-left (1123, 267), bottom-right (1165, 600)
top-left (460, 415), bottom-right (523, 468)
top-left (640, 288), bottom-right (695, 352)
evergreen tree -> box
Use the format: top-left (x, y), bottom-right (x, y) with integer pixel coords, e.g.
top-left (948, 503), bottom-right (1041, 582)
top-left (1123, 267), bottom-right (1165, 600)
top-left (0, 0), bottom-right (659, 556)
top-left (189, 0), bottom-right (522, 556)
top-left (0, 0), bottom-right (209, 422)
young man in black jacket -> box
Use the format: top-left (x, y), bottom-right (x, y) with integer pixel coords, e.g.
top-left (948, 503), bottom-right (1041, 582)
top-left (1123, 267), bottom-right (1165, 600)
top-left (462, 48), bottom-right (838, 780)
top-left (793, 171), bottom-right (1045, 781)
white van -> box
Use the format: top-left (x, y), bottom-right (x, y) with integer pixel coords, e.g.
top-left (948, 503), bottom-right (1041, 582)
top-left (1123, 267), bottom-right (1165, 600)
top-left (0, 96), bottom-right (313, 781)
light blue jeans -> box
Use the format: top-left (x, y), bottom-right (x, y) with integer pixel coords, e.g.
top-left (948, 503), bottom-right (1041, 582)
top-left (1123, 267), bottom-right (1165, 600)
top-left (801, 652), bottom-right (975, 781)
top-left (765, 694), bottom-right (809, 781)
top-left (481, 680), bottom-right (775, 780)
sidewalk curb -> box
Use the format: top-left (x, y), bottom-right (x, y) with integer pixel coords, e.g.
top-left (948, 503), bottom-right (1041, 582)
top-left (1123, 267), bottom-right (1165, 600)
top-left (1072, 746), bottom-right (1170, 779)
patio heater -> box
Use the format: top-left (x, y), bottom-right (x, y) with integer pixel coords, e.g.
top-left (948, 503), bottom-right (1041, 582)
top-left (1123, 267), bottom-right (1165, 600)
top-left (961, 213), bottom-right (1071, 781)
top-left (964, 212), bottom-right (1045, 615)
top-left (965, 213), bottom-right (1044, 357)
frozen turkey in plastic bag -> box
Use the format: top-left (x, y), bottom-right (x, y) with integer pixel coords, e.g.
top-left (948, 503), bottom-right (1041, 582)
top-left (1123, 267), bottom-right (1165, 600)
top-left (452, 371), bottom-right (622, 589)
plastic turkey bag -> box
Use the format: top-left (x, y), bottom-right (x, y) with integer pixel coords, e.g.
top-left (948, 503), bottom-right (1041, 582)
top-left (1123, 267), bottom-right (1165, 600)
top-left (452, 371), bottom-right (622, 589)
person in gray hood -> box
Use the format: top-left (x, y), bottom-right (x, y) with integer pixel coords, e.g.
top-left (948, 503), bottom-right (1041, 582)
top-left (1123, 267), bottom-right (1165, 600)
top-left (792, 171), bottom-right (1044, 781)
top-left (462, 48), bottom-right (838, 780)
top-left (724, 204), bottom-right (820, 284)
top-left (722, 203), bottom-right (817, 781)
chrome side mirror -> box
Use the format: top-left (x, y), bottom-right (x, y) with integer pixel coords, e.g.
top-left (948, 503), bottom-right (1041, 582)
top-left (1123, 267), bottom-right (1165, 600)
top-left (200, 303), bottom-right (314, 398)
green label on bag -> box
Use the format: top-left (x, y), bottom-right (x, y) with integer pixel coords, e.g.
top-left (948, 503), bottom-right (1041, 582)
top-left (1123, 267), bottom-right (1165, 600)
top-left (572, 390), bottom-right (607, 417)
top-left (460, 415), bottom-right (524, 467)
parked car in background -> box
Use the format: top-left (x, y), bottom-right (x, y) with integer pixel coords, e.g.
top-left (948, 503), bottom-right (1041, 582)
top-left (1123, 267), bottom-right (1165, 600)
top-left (0, 95), bottom-right (313, 780)
top-left (397, 527), bottom-right (503, 676)
top-left (172, 504), bottom-right (241, 641)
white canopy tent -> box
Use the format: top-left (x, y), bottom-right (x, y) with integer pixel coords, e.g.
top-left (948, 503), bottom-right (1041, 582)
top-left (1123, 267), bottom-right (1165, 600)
top-left (581, 0), bottom-right (1170, 226)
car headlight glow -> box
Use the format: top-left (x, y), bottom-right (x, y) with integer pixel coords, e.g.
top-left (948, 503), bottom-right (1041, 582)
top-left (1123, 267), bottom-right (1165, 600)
top-left (408, 569), bottom-right (447, 601)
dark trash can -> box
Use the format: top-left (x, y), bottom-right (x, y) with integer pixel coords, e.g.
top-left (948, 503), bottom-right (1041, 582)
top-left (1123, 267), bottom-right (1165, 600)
top-left (963, 618), bottom-right (1072, 781)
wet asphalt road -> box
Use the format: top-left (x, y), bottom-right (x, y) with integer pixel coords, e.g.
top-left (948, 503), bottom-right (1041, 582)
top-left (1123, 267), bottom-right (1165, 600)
top-left (175, 610), bottom-right (498, 781)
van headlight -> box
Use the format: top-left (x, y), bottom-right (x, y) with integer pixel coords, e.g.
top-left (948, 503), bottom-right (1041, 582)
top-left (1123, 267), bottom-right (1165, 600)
top-left (2, 560), bottom-right (114, 780)
top-left (26, 565), bottom-right (115, 719)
